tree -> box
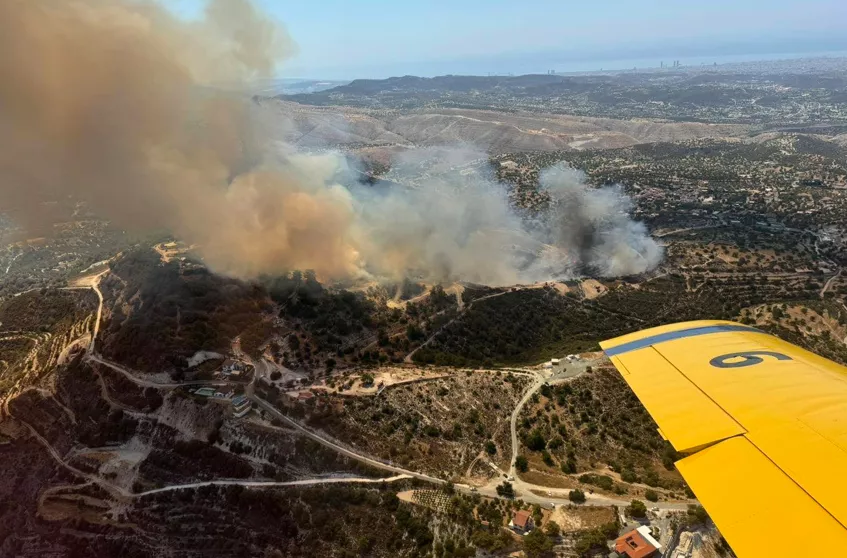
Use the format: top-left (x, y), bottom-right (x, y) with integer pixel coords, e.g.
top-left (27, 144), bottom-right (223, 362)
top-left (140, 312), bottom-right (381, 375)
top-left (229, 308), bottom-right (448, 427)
top-left (685, 504), bottom-right (709, 526)
top-left (515, 455), bottom-right (529, 473)
top-left (526, 429), bottom-right (547, 451)
top-left (644, 489), bottom-right (659, 502)
top-left (626, 499), bottom-right (647, 519)
top-left (406, 324), bottom-right (425, 341)
top-left (621, 469), bottom-right (638, 483)
top-left (532, 504), bottom-right (543, 526)
top-left (522, 528), bottom-right (554, 558)
top-left (574, 528), bottom-right (608, 556)
top-left (361, 373), bottom-right (375, 387)
top-left (423, 424), bottom-right (440, 437)
top-left (544, 521), bottom-right (560, 537)
top-left (496, 481), bottom-right (514, 499)
top-left (569, 489), bottom-right (586, 504)
top-left (485, 440), bottom-right (497, 455)
top-left (270, 370), bottom-right (282, 381)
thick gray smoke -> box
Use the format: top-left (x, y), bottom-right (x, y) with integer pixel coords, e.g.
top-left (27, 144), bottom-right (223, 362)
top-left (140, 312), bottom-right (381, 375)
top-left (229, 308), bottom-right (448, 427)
top-left (0, 0), bottom-right (662, 286)
top-left (537, 166), bottom-right (664, 278)
top-left (346, 150), bottom-right (662, 284)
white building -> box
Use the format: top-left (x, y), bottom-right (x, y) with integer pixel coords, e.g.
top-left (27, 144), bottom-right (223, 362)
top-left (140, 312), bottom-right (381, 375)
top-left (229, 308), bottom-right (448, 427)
top-left (636, 526), bottom-right (662, 553)
top-left (232, 394), bottom-right (252, 418)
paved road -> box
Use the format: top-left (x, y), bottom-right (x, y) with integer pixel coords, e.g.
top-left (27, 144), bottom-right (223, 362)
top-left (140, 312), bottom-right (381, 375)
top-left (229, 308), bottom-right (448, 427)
top-left (89, 275), bottom-right (105, 352)
top-left (16, 416), bottom-right (132, 499)
top-left (821, 268), bottom-right (843, 299)
top-left (135, 474), bottom-right (412, 497)
top-left (15, 401), bottom-right (413, 501)
top-left (87, 354), bottom-right (242, 390)
top-left (507, 359), bottom-right (597, 477)
top-left (251, 395), bottom-right (447, 485)
top-left (91, 367), bottom-right (156, 417)
top-left (404, 286), bottom-right (546, 363)
top-left (479, 477), bottom-right (693, 511)
top-left (653, 226), bottom-right (714, 238)
top-left (509, 373), bottom-right (544, 478)
top-left (87, 355), bottom-right (183, 388)
top-left (61, 269), bottom-right (108, 353)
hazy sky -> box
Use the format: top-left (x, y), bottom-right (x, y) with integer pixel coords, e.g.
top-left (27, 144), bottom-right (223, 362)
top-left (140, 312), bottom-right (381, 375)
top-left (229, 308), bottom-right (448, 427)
top-left (168, 0), bottom-right (847, 79)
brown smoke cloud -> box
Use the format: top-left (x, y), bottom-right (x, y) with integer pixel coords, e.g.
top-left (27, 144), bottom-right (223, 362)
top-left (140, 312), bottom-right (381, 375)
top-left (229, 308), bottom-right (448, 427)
top-left (0, 0), bottom-right (662, 285)
top-left (0, 0), bottom-right (360, 278)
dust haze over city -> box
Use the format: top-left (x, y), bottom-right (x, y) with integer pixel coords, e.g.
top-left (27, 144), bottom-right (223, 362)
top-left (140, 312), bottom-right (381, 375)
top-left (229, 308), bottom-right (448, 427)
top-left (2, 1), bottom-right (847, 557)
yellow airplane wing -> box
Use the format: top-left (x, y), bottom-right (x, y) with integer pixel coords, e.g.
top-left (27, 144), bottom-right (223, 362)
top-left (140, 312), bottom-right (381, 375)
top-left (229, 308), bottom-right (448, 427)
top-left (601, 320), bottom-right (847, 557)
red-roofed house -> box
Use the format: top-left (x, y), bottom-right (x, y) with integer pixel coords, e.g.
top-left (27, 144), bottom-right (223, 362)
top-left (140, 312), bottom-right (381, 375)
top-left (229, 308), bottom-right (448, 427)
top-left (509, 510), bottom-right (534, 535)
top-left (614, 526), bottom-right (660, 558)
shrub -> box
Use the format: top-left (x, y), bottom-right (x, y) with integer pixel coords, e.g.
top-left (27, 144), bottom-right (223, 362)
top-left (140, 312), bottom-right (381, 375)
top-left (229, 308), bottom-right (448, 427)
top-left (496, 481), bottom-right (515, 499)
top-left (526, 429), bottom-right (547, 451)
top-left (568, 489), bottom-right (586, 504)
top-left (626, 499), bottom-right (647, 518)
top-left (515, 455), bottom-right (529, 472)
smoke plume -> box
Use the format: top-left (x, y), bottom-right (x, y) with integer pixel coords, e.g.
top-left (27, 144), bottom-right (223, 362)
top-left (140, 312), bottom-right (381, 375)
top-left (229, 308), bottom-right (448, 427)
top-left (0, 0), bottom-right (662, 286)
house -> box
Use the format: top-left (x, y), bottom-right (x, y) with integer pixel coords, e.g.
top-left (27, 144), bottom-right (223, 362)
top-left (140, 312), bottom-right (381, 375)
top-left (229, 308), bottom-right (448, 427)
top-left (232, 394), bottom-right (251, 418)
top-left (221, 359), bottom-right (244, 374)
top-left (614, 526), bottom-right (661, 558)
top-left (550, 358), bottom-right (561, 366)
top-left (297, 391), bottom-right (315, 401)
top-left (509, 510), bottom-right (534, 535)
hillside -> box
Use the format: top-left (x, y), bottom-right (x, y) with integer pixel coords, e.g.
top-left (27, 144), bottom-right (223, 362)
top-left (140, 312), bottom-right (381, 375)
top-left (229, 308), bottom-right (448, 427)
top-left (272, 101), bottom-right (745, 155)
